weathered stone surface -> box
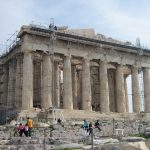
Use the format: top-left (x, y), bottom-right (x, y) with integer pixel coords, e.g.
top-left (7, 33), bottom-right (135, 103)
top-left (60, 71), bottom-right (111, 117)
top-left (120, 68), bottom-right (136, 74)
top-left (22, 52), bottom-right (33, 110)
top-left (41, 54), bottom-right (52, 109)
top-left (63, 55), bottom-right (73, 109)
top-left (100, 61), bottom-right (110, 113)
top-left (94, 138), bottom-right (119, 145)
top-left (116, 65), bottom-right (126, 113)
top-left (122, 137), bottom-right (145, 142)
top-left (82, 59), bottom-right (92, 111)
top-left (132, 66), bottom-right (141, 113)
top-left (1, 24), bottom-right (150, 114)
top-left (144, 68), bottom-right (150, 112)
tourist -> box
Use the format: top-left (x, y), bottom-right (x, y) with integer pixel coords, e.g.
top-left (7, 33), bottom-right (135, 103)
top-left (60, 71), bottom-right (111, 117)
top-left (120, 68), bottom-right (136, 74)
top-left (18, 123), bottom-right (25, 137)
top-left (13, 123), bottom-right (19, 137)
top-left (27, 117), bottom-right (33, 137)
top-left (82, 120), bottom-right (89, 137)
top-left (57, 118), bottom-right (62, 124)
top-left (88, 122), bottom-right (93, 135)
top-left (83, 120), bottom-right (88, 132)
top-left (24, 124), bottom-right (29, 137)
top-left (94, 120), bottom-right (101, 131)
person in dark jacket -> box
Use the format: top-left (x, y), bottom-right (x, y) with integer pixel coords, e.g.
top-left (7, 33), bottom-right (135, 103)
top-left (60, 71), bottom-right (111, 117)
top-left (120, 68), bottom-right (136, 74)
top-left (94, 120), bottom-right (101, 131)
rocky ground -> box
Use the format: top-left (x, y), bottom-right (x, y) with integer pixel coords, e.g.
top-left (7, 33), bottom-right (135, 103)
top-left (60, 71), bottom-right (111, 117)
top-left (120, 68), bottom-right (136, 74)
top-left (0, 109), bottom-right (150, 149)
top-left (0, 122), bottom-right (150, 150)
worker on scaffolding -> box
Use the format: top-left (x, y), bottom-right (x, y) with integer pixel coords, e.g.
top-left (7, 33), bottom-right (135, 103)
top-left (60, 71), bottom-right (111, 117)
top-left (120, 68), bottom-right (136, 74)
top-left (54, 26), bottom-right (57, 30)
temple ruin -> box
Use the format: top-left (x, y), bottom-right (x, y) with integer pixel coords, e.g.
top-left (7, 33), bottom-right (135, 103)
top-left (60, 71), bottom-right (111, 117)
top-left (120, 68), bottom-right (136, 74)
top-left (0, 24), bottom-right (150, 114)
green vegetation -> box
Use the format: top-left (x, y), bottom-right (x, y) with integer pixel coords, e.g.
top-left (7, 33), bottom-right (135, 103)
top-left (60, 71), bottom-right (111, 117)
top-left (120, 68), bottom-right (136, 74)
top-left (78, 139), bottom-right (84, 144)
top-left (129, 133), bottom-right (150, 139)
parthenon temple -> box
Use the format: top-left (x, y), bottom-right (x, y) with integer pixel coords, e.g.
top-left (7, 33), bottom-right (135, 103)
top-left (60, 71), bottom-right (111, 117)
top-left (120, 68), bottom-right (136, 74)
top-left (0, 24), bottom-right (150, 114)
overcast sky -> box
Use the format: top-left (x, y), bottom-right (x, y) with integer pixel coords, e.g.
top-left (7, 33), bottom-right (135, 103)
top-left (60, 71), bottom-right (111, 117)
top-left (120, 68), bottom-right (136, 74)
top-left (0, 0), bottom-right (150, 52)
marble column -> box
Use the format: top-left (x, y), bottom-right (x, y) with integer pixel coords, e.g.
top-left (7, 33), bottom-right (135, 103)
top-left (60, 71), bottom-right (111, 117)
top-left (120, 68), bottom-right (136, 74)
top-left (77, 70), bottom-right (82, 109)
top-left (22, 52), bottom-right (33, 109)
top-left (63, 55), bottom-right (73, 109)
top-left (143, 68), bottom-right (150, 112)
top-left (132, 66), bottom-right (141, 113)
top-left (124, 76), bottom-right (129, 112)
top-left (72, 65), bottom-right (78, 109)
top-left (1, 65), bottom-right (8, 106)
top-left (15, 56), bottom-right (22, 107)
top-left (99, 61), bottom-right (110, 113)
top-left (54, 61), bottom-right (60, 108)
top-left (41, 54), bottom-right (52, 109)
top-left (0, 68), bottom-right (3, 104)
top-left (7, 60), bottom-right (15, 107)
top-left (116, 65), bottom-right (126, 113)
top-left (82, 58), bottom-right (92, 111)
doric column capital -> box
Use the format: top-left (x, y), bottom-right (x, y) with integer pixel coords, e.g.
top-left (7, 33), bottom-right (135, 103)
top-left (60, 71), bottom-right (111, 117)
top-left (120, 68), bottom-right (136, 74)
top-left (131, 65), bottom-right (141, 74)
top-left (23, 51), bottom-right (32, 55)
top-left (82, 57), bottom-right (90, 62)
top-left (131, 65), bottom-right (139, 70)
top-left (64, 53), bottom-right (72, 58)
top-left (117, 63), bottom-right (123, 68)
top-left (99, 59), bottom-right (108, 64)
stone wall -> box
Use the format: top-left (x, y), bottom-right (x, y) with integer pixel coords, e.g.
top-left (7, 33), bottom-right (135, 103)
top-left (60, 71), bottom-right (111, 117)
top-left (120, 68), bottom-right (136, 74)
top-left (35, 117), bottom-right (150, 137)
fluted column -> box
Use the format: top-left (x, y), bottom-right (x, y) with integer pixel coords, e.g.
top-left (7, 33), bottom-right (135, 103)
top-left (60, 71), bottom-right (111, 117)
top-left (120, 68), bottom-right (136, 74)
top-left (15, 56), bottom-right (22, 107)
top-left (124, 76), bottom-right (129, 112)
top-left (1, 65), bottom-right (9, 106)
top-left (63, 55), bottom-right (73, 109)
top-left (77, 70), bottom-right (82, 109)
top-left (82, 58), bottom-right (92, 111)
top-left (116, 65), bottom-right (126, 113)
top-left (72, 66), bottom-right (78, 109)
top-left (99, 61), bottom-right (110, 113)
top-left (41, 54), bottom-right (52, 109)
top-left (0, 68), bottom-right (3, 105)
top-left (22, 52), bottom-right (33, 109)
top-left (143, 68), bottom-right (150, 112)
top-left (54, 61), bottom-right (60, 108)
top-left (7, 60), bottom-right (15, 107)
top-left (132, 66), bottom-right (141, 113)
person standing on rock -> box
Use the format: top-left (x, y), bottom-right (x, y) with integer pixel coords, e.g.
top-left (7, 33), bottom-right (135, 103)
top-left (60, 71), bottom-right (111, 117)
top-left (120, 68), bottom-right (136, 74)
top-left (24, 123), bottom-right (29, 137)
top-left (27, 117), bottom-right (33, 137)
top-left (88, 122), bottom-right (93, 135)
top-left (19, 123), bottom-right (25, 137)
top-left (94, 120), bottom-right (101, 131)
top-left (14, 123), bottom-right (20, 136)
top-left (83, 120), bottom-right (88, 132)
